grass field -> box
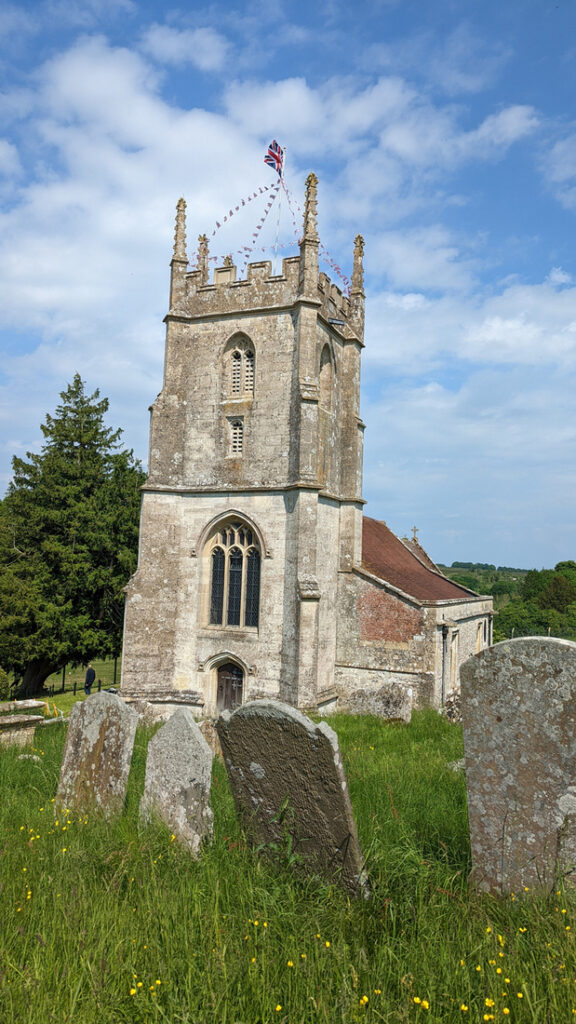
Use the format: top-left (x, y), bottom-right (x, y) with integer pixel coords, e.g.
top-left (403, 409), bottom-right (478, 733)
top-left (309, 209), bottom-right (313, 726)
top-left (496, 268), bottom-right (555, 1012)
top-left (1, 710), bottom-right (574, 1023)
top-left (45, 658), bottom-right (121, 696)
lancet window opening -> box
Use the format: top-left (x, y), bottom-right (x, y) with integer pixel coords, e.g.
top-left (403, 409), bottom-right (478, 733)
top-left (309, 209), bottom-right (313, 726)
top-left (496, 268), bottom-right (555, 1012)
top-left (227, 340), bottom-right (255, 397)
top-left (209, 521), bottom-right (261, 628)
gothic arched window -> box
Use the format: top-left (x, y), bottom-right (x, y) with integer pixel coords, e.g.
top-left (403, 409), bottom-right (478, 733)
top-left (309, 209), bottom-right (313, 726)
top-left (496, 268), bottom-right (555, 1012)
top-left (226, 338), bottom-right (255, 398)
top-left (208, 521), bottom-right (261, 628)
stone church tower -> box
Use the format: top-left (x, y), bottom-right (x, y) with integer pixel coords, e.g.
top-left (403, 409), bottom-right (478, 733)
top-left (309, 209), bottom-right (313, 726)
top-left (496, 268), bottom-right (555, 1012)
top-left (122, 174), bottom-right (492, 716)
top-left (122, 175), bottom-right (368, 713)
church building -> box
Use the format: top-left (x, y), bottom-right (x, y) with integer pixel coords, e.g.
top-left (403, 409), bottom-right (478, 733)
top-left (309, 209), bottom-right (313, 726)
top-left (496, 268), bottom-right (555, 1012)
top-left (121, 174), bottom-right (492, 716)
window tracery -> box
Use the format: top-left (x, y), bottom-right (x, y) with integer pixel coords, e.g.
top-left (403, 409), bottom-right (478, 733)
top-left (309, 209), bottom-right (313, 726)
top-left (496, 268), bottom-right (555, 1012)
top-left (227, 339), bottom-right (255, 397)
top-left (208, 521), bottom-right (260, 628)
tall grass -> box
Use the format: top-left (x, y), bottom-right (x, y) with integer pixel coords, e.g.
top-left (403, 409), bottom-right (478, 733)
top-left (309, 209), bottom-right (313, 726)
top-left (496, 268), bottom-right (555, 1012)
top-left (0, 711), bottom-right (574, 1023)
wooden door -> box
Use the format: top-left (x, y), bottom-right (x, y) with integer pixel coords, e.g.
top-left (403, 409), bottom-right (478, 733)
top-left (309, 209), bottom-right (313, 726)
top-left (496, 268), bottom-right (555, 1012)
top-left (217, 662), bottom-right (244, 712)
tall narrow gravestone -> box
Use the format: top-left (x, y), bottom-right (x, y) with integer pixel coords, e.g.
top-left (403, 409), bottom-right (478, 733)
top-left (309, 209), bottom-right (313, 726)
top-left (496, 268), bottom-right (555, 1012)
top-left (217, 699), bottom-right (368, 896)
top-left (55, 692), bottom-right (137, 817)
top-left (140, 709), bottom-right (214, 854)
top-left (461, 637), bottom-right (576, 893)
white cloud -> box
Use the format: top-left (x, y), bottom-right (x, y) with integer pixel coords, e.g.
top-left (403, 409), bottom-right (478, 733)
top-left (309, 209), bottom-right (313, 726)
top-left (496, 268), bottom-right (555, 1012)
top-left (466, 105), bottom-right (540, 152)
top-left (362, 365), bottom-right (576, 565)
top-left (369, 226), bottom-right (476, 292)
top-left (141, 24), bottom-right (229, 72)
top-left (427, 24), bottom-right (511, 96)
top-left (224, 74), bottom-right (539, 196)
top-left (364, 271), bottom-right (576, 370)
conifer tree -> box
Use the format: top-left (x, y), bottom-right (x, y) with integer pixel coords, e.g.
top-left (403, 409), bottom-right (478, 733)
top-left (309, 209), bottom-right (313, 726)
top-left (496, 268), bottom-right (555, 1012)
top-left (0, 375), bottom-right (145, 696)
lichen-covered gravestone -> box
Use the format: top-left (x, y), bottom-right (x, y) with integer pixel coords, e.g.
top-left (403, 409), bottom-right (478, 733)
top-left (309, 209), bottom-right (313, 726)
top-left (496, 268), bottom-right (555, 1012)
top-left (140, 709), bottom-right (213, 854)
top-left (55, 692), bottom-right (137, 817)
top-left (342, 681), bottom-right (413, 722)
top-left (461, 637), bottom-right (576, 893)
top-left (216, 699), bottom-right (368, 896)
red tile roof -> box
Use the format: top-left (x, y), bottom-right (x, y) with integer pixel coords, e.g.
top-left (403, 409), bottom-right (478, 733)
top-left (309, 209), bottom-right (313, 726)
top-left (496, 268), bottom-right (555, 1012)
top-left (361, 517), bottom-right (477, 602)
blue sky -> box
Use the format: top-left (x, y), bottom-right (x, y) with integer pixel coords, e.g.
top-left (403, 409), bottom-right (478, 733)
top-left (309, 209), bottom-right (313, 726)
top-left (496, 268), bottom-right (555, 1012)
top-left (1, 0), bottom-right (575, 569)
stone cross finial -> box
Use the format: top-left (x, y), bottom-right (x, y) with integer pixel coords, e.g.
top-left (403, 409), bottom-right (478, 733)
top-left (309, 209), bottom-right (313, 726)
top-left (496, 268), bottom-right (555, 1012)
top-left (173, 198), bottom-right (187, 260)
top-left (351, 234), bottom-right (365, 295)
top-left (223, 254), bottom-right (233, 268)
top-left (412, 525), bottom-right (419, 542)
top-left (197, 233), bottom-right (210, 286)
top-left (303, 172), bottom-right (319, 241)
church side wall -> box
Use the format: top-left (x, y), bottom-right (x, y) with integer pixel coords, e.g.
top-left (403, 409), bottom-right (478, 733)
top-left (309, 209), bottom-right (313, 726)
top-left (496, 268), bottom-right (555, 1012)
top-left (335, 569), bottom-right (435, 705)
top-left (429, 597), bottom-right (493, 703)
top-left (334, 569), bottom-right (493, 708)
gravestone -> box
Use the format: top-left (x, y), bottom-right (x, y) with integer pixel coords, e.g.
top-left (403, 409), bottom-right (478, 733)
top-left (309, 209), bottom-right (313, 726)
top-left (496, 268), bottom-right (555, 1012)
top-left (216, 699), bottom-right (368, 896)
top-left (461, 637), bottom-right (576, 893)
top-left (341, 681), bottom-right (413, 722)
top-left (140, 709), bottom-right (214, 854)
top-left (55, 692), bottom-right (137, 817)
top-left (0, 714), bottom-right (45, 747)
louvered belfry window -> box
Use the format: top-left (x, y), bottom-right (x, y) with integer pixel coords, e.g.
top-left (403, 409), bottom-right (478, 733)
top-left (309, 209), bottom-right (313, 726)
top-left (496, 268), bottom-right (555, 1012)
top-left (231, 419), bottom-right (243, 454)
top-left (229, 345), bottom-right (254, 397)
top-left (208, 522), bottom-right (260, 628)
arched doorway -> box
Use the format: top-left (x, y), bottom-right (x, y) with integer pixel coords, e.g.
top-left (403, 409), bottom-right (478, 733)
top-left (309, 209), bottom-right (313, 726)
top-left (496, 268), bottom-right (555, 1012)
top-left (216, 662), bottom-right (244, 712)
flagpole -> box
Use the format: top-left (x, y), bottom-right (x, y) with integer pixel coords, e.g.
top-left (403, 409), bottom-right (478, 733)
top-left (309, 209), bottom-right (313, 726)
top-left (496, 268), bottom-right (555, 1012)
top-left (272, 148), bottom-right (285, 275)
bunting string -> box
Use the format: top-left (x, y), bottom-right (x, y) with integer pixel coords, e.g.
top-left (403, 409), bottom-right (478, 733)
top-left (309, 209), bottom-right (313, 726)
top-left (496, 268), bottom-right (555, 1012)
top-left (281, 179), bottom-right (350, 293)
top-left (188, 174), bottom-right (351, 295)
top-left (209, 182), bottom-right (280, 240)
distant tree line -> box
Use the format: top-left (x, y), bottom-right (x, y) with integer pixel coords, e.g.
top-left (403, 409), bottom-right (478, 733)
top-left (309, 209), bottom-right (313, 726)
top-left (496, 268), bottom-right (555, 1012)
top-left (438, 563), bottom-right (525, 603)
top-left (450, 561), bottom-right (526, 573)
top-left (493, 562), bottom-right (576, 643)
top-left (440, 560), bottom-right (576, 643)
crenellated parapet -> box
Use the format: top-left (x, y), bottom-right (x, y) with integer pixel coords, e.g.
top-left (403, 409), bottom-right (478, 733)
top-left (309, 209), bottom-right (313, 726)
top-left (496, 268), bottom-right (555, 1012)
top-left (166, 178), bottom-right (363, 345)
top-left (169, 254), bottom-right (359, 339)
top-left (177, 255), bottom-right (302, 319)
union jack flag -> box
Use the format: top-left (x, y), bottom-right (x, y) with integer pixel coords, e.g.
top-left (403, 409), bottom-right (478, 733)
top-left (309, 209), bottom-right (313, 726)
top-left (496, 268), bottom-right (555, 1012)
top-left (264, 139), bottom-right (284, 176)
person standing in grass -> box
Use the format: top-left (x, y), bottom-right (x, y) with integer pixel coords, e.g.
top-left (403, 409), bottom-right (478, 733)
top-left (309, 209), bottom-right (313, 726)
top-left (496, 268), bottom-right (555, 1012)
top-left (84, 664), bottom-right (95, 696)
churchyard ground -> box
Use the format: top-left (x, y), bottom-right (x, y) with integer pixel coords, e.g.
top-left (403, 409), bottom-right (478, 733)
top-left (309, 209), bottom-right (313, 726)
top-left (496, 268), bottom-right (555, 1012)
top-left (1, 710), bottom-right (575, 1023)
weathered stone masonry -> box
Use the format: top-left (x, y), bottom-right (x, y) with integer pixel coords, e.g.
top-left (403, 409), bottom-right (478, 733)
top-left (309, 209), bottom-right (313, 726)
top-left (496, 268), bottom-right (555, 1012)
top-left (121, 175), bottom-right (492, 715)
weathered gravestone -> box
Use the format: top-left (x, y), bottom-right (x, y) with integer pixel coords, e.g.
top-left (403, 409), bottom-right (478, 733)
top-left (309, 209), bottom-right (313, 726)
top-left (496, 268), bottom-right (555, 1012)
top-left (461, 637), bottom-right (576, 893)
top-left (217, 699), bottom-right (368, 896)
top-left (341, 681), bottom-right (413, 722)
top-left (55, 692), bottom-right (137, 817)
top-left (140, 709), bottom-right (214, 854)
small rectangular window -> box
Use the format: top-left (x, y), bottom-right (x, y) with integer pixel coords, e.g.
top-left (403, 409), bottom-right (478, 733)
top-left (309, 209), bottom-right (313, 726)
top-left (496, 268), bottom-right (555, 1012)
top-left (231, 419), bottom-right (243, 454)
